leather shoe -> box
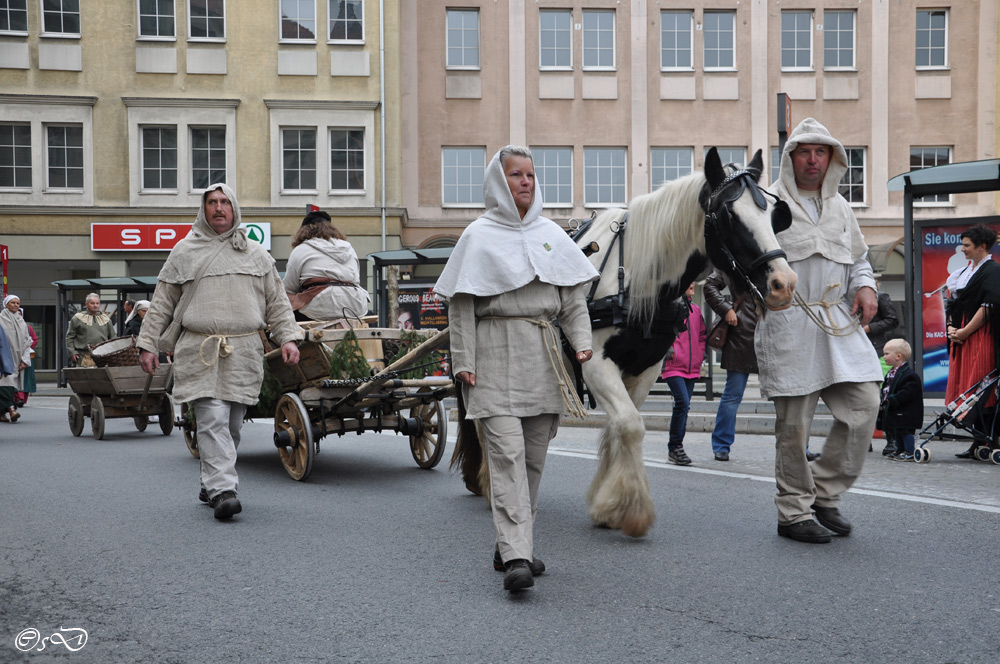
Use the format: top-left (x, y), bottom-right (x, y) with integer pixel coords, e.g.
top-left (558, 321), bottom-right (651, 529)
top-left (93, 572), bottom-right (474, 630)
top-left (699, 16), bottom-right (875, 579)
top-left (668, 447), bottom-right (692, 466)
top-left (812, 504), bottom-right (851, 536)
top-left (198, 488), bottom-right (209, 504)
top-left (210, 490), bottom-right (242, 520)
top-left (777, 519), bottom-right (832, 543)
top-left (503, 559), bottom-right (534, 591)
top-left (955, 448), bottom-right (975, 459)
top-left (714, 452), bottom-right (729, 461)
top-left (493, 548), bottom-right (544, 576)
top-left (805, 450), bottom-right (821, 462)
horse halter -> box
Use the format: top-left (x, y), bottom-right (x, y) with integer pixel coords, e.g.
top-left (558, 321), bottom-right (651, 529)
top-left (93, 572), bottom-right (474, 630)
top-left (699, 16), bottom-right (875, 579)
top-left (704, 168), bottom-right (789, 307)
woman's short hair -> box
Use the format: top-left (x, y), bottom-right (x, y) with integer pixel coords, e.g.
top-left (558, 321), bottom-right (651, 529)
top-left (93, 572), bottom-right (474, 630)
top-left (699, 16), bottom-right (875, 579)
top-left (960, 224), bottom-right (997, 250)
top-left (291, 218), bottom-right (347, 247)
top-left (498, 145), bottom-right (533, 169)
top-left (884, 338), bottom-right (911, 361)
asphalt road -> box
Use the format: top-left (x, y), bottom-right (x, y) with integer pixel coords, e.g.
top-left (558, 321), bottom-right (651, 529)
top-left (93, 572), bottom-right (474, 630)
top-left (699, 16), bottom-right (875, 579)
top-left (2, 397), bottom-right (998, 663)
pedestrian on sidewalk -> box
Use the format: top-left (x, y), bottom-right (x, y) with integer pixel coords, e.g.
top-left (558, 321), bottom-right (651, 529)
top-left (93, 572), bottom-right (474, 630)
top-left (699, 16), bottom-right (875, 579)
top-left (661, 283), bottom-right (706, 466)
top-left (878, 339), bottom-right (924, 462)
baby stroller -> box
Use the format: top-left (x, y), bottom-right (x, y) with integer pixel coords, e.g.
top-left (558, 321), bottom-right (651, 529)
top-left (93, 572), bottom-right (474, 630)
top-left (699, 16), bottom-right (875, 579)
top-left (915, 368), bottom-right (1000, 464)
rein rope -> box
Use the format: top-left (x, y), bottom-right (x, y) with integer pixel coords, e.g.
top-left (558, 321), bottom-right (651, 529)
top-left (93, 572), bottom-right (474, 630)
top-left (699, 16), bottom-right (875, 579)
top-left (792, 284), bottom-right (863, 337)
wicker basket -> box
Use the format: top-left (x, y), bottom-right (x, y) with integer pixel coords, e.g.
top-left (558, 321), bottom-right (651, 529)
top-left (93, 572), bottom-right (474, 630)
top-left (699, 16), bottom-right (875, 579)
top-left (90, 335), bottom-right (141, 367)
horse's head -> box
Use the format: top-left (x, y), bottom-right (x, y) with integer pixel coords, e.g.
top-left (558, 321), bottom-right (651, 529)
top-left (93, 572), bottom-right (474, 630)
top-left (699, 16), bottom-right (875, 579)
top-left (701, 147), bottom-right (797, 311)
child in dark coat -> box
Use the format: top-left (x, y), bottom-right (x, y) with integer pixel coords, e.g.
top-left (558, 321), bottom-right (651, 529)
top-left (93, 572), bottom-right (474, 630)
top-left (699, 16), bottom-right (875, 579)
top-left (879, 339), bottom-right (924, 462)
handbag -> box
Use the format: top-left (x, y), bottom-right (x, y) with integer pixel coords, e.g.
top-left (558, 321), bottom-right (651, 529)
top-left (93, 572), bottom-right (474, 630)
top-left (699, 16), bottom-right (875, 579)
top-left (157, 241), bottom-right (231, 353)
top-left (706, 294), bottom-right (747, 350)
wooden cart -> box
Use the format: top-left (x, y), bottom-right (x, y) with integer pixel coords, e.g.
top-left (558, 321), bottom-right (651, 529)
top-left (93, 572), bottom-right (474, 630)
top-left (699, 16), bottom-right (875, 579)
top-left (64, 365), bottom-right (175, 440)
top-left (265, 326), bottom-right (454, 481)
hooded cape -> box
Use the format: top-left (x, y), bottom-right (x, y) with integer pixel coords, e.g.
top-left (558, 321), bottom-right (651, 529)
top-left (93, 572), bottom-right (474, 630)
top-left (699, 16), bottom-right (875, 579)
top-left (433, 149), bottom-right (598, 299)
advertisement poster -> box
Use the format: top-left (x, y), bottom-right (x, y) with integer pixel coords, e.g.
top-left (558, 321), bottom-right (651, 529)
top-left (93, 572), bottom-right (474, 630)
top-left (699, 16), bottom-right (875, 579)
top-left (395, 285), bottom-right (448, 331)
top-left (919, 222), bottom-right (1000, 394)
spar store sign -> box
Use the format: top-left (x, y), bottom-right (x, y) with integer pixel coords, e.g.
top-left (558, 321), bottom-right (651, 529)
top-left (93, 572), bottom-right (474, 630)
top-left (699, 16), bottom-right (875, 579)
top-left (91, 223), bottom-right (271, 251)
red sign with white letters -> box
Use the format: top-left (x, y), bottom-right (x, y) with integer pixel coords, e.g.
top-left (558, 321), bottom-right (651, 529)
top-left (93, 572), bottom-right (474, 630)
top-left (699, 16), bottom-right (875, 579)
top-left (91, 223), bottom-right (191, 251)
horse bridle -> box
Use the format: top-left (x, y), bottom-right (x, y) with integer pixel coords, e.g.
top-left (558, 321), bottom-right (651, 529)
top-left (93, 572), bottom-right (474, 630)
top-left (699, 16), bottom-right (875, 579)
top-left (704, 168), bottom-right (789, 308)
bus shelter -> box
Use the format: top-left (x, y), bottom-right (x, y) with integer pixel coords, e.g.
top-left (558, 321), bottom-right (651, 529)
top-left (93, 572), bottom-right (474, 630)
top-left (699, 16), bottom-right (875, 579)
top-left (367, 248), bottom-right (453, 328)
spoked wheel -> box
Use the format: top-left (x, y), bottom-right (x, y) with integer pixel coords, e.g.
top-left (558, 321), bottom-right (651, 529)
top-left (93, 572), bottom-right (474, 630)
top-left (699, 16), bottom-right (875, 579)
top-left (274, 393), bottom-right (314, 481)
top-left (914, 447), bottom-right (930, 464)
top-left (409, 387), bottom-right (447, 469)
top-left (159, 395), bottom-right (175, 435)
top-left (180, 402), bottom-right (199, 458)
top-left (975, 445), bottom-right (992, 462)
top-left (68, 394), bottom-right (85, 437)
top-left (134, 416), bottom-right (149, 432)
top-left (90, 396), bottom-right (106, 440)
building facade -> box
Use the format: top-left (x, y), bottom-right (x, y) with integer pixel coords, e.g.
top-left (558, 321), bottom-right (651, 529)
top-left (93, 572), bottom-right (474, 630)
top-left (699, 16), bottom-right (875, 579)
top-left (0, 0), bottom-right (402, 375)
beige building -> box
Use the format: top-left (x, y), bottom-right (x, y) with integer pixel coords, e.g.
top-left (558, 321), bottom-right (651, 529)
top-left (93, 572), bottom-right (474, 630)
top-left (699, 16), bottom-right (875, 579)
top-left (0, 0), bottom-right (403, 374)
top-left (399, 1), bottom-right (997, 291)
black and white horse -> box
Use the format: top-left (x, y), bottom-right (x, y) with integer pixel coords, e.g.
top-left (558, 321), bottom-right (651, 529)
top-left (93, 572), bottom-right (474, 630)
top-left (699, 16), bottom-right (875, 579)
top-left (453, 148), bottom-right (797, 537)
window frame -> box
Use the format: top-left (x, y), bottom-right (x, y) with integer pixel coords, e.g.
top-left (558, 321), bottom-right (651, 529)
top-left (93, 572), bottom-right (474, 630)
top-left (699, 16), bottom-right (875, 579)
top-left (44, 123), bottom-right (84, 191)
top-left (650, 147), bottom-right (694, 190)
top-left (770, 147), bottom-right (781, 187)
top-left (583, 146), bottom-right (627, 208)
top-left (39, 0), bottom-right (80, 38)
top-left (0, 121), bottom-right (32, 190)
top-left (706, 147), bottom-right (747, 170)
top-left (780, 10), bottom-right (813, 72)
top-left (538, 8), bottom-right (572, 71)
top-left (915, 8), bottom-right (948, 70)
top-left (445, 8), bottom-right (480, 70)
top-left (328, 0), bottom-right (364, 44)
top-left (279, 0), bottom-right (317, 44)
top-left (822, 9), bottom-right (855, 71)
top-left (0, 0), bottom-right (29, 36)
top-left (280, 127), bottom-right (319, 194)
top-left (838, 147), bottom-right (866, 207)
top-left (136, 0), bottom-right (176, 41)
top-left (910, 146), bottom-right (953, 205)
top-left (140, 125), bottom-right (179, 192)
top-left (659, 10), bottom-right (693, 72)
top-left (441, 146), bottom-right (486, 208)
top-left (328, 127), bottom-right (365, 193)
top-left (702, 10), bottom-right (735, 71)
top-left (188, 0), bottom-right (226, 42)
top-left (531, 146), bottom-right (574, 208)
top-left (581, 9), bottom-right (616, 71)
top-left (190, 125), bottom-right (227, 191)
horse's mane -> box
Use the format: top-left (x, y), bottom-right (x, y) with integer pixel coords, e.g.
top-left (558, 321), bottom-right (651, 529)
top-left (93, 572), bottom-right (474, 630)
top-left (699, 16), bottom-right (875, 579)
top-left (621, 171), bottom-right (708, 322)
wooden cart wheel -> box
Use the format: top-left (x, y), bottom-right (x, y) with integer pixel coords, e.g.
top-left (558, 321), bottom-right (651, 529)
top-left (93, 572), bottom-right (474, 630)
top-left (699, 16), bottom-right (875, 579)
top-left (134, 416), bottom-right (149, 432)
top-left (409, 387), bottom-right (447, 469)
top-left (68, 394), bottom-right (85, 437)
top-left (180, 402), bottom-right (199, 458)
top-left (90, 396), bottom-right (106, 440)
top-left (159, 394), bottom-right (175, 436)
top-left (275, 393), bottom-right (314, 481)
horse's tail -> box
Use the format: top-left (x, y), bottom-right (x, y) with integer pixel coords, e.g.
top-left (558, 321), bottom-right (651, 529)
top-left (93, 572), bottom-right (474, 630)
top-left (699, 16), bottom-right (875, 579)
top-left (449, 386), bottom-right (485, 496)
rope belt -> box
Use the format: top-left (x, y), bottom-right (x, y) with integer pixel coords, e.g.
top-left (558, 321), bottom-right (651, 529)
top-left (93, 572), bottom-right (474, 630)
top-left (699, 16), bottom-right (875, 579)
top-left (793, 283), bottom-right (863, 337)
top-left (480, 315), bottom-right (589, 420)
top-left (197, 331), bottom-right (261, 367)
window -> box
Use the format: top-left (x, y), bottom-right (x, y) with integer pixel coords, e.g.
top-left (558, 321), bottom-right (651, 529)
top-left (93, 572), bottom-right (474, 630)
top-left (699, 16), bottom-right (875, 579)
top-left (282, 128), bottom-right (317, 191)
top-left (328, 0), bottom-right (362, 41)
top-left (838, 147), bottom-right (865, 205)
top-left (141, 126), bottom-right (178, 190)
top-left (781, 10), bottom-right (812, 70)
top-left (446, 9), bottom-right (479, 68)
top-left (46, 125), bottom-right (83, 189)
top-left (650, 148), bottom-right (693, 189)
top-left (191, 127), bottom-right (226, 189)
top-left (138, 0), bottom-right (175, 38)
top-left (770, 147), bottom-right (781, 186)
top-left (0, 123), bottom-right (31, 188)
top-left (703, 11), bottom-right (734, 70)
top-left (916, 9), bottom-right (947, 68)
top-left (708, 147), bottom-right (746, 169)
top-left (910, 147), bottom-right (951, 203)
top-left (582, 10), bottom-right (615, 69)
top-left (281, 0), bottom-right (315, 41)
top-left (539, 9), bottom-right (571, 69)
top-left (42, 0), bottom-right (80, 36)
top-left (584, 147), bottom-right (626, 206)
top-left (532, 147), bottom-right (572, 206)
top-left (823, 10), bottom-right (854, 69)
top-left (189, 0), bottom-right (224, 40)
top-left (660, 10), bottom-right (692, 70)
top-left (329, 128), bottom-right (363, 191)
top-left (0, 0), bottom-right (28, 33)
top-left (442, 147), bottom-right (484, 206)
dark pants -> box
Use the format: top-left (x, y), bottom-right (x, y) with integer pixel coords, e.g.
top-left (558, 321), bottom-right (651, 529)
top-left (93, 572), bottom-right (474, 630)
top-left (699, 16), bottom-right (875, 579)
top-left (665, 376), bottom-right (695, 450)
top-left (888, 428), bottom-right (916, 454)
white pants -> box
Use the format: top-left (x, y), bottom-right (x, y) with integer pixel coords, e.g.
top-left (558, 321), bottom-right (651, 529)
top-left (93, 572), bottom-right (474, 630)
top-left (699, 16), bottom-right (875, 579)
top-left (481, 414), bottom-right (559, 564)
top-left (194, 398), bottom-right (247, 499)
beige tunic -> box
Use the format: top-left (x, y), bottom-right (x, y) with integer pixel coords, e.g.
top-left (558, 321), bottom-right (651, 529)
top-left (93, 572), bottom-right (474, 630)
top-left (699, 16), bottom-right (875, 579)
top-left (450, 279), bottom-right (591, 419)
top-left (0, 309), bottom-right (30, 390)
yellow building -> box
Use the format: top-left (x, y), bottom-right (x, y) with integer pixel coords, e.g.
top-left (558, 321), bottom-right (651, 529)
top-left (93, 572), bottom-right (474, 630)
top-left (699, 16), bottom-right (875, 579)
top-left (0, 0), bottom-right (403, 377)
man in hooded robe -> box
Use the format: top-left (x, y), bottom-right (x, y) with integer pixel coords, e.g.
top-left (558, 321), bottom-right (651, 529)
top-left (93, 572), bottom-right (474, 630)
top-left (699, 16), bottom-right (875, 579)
top-left (65, 292), bottom-right (115, 367)
top-left (137, 184), bottom-right (303, 520)
top-left (0, 294), bottom-right (31, 422)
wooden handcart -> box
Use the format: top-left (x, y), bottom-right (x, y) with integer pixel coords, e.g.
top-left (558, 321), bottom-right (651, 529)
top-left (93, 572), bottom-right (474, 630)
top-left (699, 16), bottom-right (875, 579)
top-left (64, 365), bottom-right (175, 440)
top-left (265, 325), bottom-right (455, 481)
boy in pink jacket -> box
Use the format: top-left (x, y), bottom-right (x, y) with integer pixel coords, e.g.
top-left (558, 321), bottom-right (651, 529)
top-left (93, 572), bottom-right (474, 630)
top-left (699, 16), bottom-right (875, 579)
top-left (661, 283), bottom-right (707, 465)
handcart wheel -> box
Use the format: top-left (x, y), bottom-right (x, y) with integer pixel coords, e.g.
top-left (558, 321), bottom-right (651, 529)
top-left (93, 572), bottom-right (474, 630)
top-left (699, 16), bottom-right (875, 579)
top-left (975, 445), bottom-right (992, 462)
top-left (913, 448), bottom-right (929, 464)
top-left (180, 402), bottom-right (199, 458)
top-left (134, 416), bottom-right (149, 432)
top-left (991, 449), bottom-right (1000, 465)
top-left (90, 396), bottom-right (106, 440)
top-left (68, 394), bottom-right (85, 437)
top-left (159, 395), bottom-right (175, 436)
top-left (275, 393), bottom-right (314, 481)
top-left (408, 387), bottom-right (447, 469)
